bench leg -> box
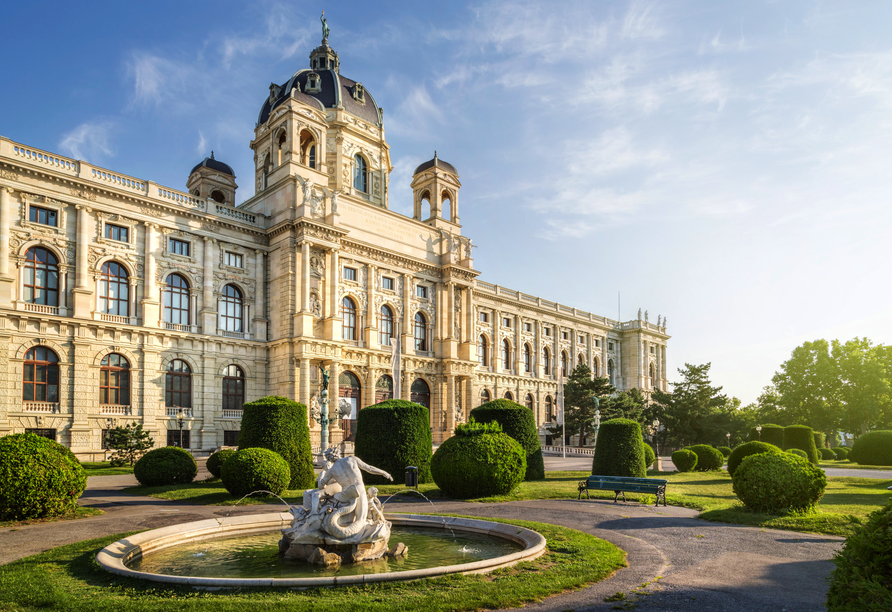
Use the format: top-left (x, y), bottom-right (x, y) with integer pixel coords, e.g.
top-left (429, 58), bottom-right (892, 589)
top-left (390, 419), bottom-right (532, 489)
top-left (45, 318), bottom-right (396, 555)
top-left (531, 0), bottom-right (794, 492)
top-left (613, 491), bottom-right (619, 503)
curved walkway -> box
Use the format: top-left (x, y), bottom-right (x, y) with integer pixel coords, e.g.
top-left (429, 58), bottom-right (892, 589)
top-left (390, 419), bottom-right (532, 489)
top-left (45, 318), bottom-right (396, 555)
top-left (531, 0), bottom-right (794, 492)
top-left (0, 473), bottom-right (846, 611)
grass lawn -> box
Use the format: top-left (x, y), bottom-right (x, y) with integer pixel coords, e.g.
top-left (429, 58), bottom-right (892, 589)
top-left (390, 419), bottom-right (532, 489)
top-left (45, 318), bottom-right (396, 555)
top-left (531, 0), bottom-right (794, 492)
top-left (82, 461), bottom-right (134, 476)
top-left (128, 470), bottom-right (891, 537)
top-left (0, 507), bottom-right (104, 529)
top-left (0, 518), bottom-right (625, 612)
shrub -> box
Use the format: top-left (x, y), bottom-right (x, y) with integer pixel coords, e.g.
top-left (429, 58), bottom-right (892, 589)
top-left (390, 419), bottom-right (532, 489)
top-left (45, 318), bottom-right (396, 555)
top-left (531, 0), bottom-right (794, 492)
top-left (717, 446), bottom-right (732, 458)
top-left (206, 449), bottom-right (236, 479)
top-left (0, 433), bottom-right (87, 521)
top-left (728, 441), bottom-right (783, 476)
top-left (672, 449), bottom-right (698, 473)
top-left (783, 425), bottom-right (819, 464)
top-left (819, 448), bottom-right (836, 461)
top-left (789, 448), bottom-right (808, 459)
top-left (134, 446), bottom-right (197, 487)
top-left (431, 420), bottom-right (526, 498)
top-left (849, 430), bottom-right (892, 466)
top-left (643, 442), bottom-right (656, 468)
top-left (749, 423), bottom-right (784, 447)
top-left (470, 399), bottom-right (545, 480)
top-left (106, 422), bottom-right (154, 467)
top-left (826, 499), bottom-right (892, 612)
top-left (355, 399), bottom-right (433, 485)
top-left (732, 452), bottom-right (826, 513)
top-left (813, 431), bottom-right (826, 449)
top-left (238, 396), bottom-right (314, 489)
top-left (833, 446), bottom-right (850, 461)
top-left (221, 447), bottom-right (291, 498)
top-left (686, 445), bottom-right (725, 471)
top-left (591, 419), bottom-right (646, 478)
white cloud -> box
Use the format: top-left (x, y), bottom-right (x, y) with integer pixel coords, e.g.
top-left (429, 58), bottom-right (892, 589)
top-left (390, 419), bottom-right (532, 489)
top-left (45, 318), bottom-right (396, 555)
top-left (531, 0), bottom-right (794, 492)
top-left (622, 0), bottom-right (664, 40)
top-left (387, 83), bottom-right (445, 140)
top-left (196, 131), bottom-right (208, 156)
top-left (127, 52), bottom-right (198, 109)
top-left (58, 121), bottom-right (116, 161)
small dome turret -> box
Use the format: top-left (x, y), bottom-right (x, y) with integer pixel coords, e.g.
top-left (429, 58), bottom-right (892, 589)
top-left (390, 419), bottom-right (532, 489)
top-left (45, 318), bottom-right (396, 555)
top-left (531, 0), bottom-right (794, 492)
top-left (413, 151), bottom-right (457, 176)
top-left (190, 151), bottom-right (235, 177)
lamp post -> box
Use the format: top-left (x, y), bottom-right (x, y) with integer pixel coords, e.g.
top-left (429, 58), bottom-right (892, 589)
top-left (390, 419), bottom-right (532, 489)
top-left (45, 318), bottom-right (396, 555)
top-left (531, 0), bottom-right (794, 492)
top-left (652, 419), bottom-right (661, 472)
top-left (176, 409), bottom-right (185, 448)
top-left (726, 432), bottom-right (731, 446)
top-left (756, 425), bottom-right (762, 441)
top-left (310, 365), bottom-right (338, 452)
top-left (594, 409), bottom-right (601, 446)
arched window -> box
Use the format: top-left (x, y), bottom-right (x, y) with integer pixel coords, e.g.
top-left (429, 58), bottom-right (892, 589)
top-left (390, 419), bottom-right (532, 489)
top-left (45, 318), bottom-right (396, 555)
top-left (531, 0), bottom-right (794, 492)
top-left (480, 388), bottom-right (491, 404)
top-left (218, 284), bottom-right (243, 332)
top-left (649, 362), bottom-right (655, 388)
top-left (420, 190), bottom-right (431, 218)
top-left (414, 312), bottom-right (427, 351)
top-left (222, 365), bottom-right (245, 411)
top-left (441, 190), bottom-right (452, 220)
top-left (353, 154), bottom-right (368, 192)
top-left (379, 304), bottom-right (394, 346)
top-left (523, 344), bottom-right (532, 373)
top-left (525, 394), bottom-right (534, 410)
top-left (478, 335), bottom-right (488, 366)
top-left (299, 130), bottom-right (316, 169)
top-left (23, 247), bottom-right (59, 307)
top-left (165, 359), bottom-right (191, 408)
top-left (99, 261), bottom-right (129, 316)
top-left (210, 190), bottom-right (225, 203)
top-left (277, 130), bottom-right (287, 165)
top-left (23, 347), bottom-right (59, 402)
top-left (376, 374), bottom-right (393, 403)
top-left (542, 347), bottom-right (551, 375)
top-left (100, 353), bottom-right (130, 406)
top-left (262, 154), bottom-right (271, 189)
top-left (341, 297), bottom-right (357, 341)
top-left (164, 274), bottom-right (190, 325)
top-left (411, 378), bottom-right (430, 408)
top-left (339, 371), bottom-right (362, 440)
top-left (561, 351), bottom-right (568, 377)
top-left (545, 395), bottom-right (554, 421)
top-left (501, 339), bottom-right (511, 370)
top-left (593, 358), bottom-right (600, 377)
top-left (504, 390), bottom-right (514, 400)
top-left (608, 359), bottom-right (615, 385)
top-left (578, 353), bottom-right (585, 368)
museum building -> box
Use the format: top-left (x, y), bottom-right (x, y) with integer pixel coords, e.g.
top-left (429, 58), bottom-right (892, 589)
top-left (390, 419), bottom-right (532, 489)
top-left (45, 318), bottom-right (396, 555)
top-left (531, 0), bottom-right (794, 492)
top-left (0, 34), bottom-right (670, 459)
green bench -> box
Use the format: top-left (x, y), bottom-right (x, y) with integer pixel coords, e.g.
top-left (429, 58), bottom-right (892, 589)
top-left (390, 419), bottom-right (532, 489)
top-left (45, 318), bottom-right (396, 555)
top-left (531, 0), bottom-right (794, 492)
top-left (578, 475), bottom-right (668, 506)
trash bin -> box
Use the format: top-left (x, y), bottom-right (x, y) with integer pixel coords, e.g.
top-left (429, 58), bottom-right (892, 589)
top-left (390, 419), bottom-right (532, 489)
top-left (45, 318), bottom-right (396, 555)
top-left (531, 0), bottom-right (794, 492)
top-left (405, 466), bottom-right (418, 488)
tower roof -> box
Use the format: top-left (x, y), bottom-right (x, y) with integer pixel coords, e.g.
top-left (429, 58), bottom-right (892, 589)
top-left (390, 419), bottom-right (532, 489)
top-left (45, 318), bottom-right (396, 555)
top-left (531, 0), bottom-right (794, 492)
top-left (414, 151), bottom-right (457, 176)
top-left (190, 152), bottom-right (235, 177)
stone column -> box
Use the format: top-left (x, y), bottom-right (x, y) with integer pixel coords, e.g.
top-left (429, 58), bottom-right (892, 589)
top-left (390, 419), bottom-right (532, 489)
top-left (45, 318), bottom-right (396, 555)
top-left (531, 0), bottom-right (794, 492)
top-left (0, 188), bottom-right (11, 295)
top-left (142, 223), bottom-right (159, 327)
top-left (200, 238), bottom-right (216, 332)
top-left (253, 249), bottom-right (266, 339)
top-left (402, 273), bottom-right (411, 353)
top-left (72, 205), bottom-right (92, 317)
top-left (514, 314), bottom-right (521, 374)
top-left (323, 249), bottom-right (341, 340)
top-left (445, 374), bottom-right (456, 435)
top-left (366, 265), bottom-right (377, 347)
top-left (301, 242), bottom-right (311, 312)
top-left (299, 358), bottom-right (310, 409)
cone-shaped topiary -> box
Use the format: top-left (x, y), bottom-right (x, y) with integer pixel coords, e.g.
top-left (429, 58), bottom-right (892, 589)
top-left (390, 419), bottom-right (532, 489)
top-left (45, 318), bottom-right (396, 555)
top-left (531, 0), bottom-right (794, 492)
top-left (826, 499), bottom-right (892, 611)
top-left (431, 420), bottom-right (526, 498)
top-left (134, 446), bottom-right (197, 486)
top-left (237, 395), bottom-right (315, 489)
top-left (749, 423), bottom-right (784, 447)
top-left (206, 448), bottom-right (236, 479)
top-left (783, 425), bottom-right (819, 464)
top-left (718, 446), bottom-right (732, 458)
top-left (591, 419), bottom-right (646, 477)
top-left (355, 399), bottom-right (433, 485)
top-left (732, 452), bottom-right (826, 513)
top-left (813, 431), bottom-right (826, 450)
top-left (849, 430), bottom-right (892, 466)
top-left (686, 445), bottom-right (725, 471)
top-left (832, 446), bottom-right (850, 460)
top-left (470, 399), bottom-right (545, 481)
top-left (0, 433), bottom-right (87, 521)
top-left (221, 447), bottom-right (291, 498)
top-left (643, 442), bottom-right (656, 468)
top-left (728, 441), bottom-right (783, 476)
top-left (672, 449), bottom-right (698, 472)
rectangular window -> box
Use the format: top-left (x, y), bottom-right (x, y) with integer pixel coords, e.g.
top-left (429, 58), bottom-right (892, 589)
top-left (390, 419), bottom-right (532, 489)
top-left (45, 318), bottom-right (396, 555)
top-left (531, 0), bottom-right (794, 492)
top-left (223, 430), bottom-right (239, 446)
top-left (502, 317), bottom-right (511, 328)
top-left (416, 285), bottom-right (428, 299)
top-left (25, 428), bottom-right (57, 441)
top-left (609, 341), bottom-right (615, 351)
top-left (29, 206), bottom-right (57, 227)
top-left (595, 339), bottom-right (600, 347)
top-left (479, 312), bottom-right (489, 323)
top-left (562, 331), bottom-right (569, 340)
top-left (524, 322), bottom-right (532, 332)
top-left (382, 277), bottom-right (395, 291)
top-left (343, 267), bottom-right (357, 281)
top-left (225, 252), bottom-right (243, 268)
top-left (650, 346), bottom-right (656, 354)
top-left (544, 327), bottom-right (551, 336)
top-left (578, 335), bottom-right (584, 344)
top-left (167, 429), bottom-right (191, 449)
top-left (105, 223), bottom-right (129, 242)
top-left (170, 238), bottom-right (190, 256)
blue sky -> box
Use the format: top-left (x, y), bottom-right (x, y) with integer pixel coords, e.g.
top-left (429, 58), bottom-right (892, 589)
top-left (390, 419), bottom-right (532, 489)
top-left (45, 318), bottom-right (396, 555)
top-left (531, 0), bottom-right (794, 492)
top-left (2, 1), bottom-right (891, 405)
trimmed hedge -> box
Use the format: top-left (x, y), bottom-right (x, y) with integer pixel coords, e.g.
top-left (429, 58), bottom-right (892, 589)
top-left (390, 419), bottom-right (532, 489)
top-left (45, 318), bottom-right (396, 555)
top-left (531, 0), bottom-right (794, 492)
top-left (470, 399), bottom-right (545, 481)
top-left (789, 448), bottom-right (808, 459)
top-left (718, 446), bottom-right (731, 458)
top-left (749, 423), bottom-right (784, 447)
top-left (134, 446), bottom-right (197, 487)
top-left (813, 431), bottom-right (826, 450)
top-left (431, 423), bottom-right (526, 498)
top-left (0, 433), bottom-right (87, 521)
top-left (849, 430), bottom-right (892, 466)
top-left (783, 425), bottom-right (819, 464)
top-left (732, 452), bottom-right (826, 513)
top-left (686, 445), bottom-right (724, 471)
top-left (355, 399), bottom-right (433, 485)
top-left (827, 499), bottom-right (892, 611)
top-left (833, 446), bottom-right (850, 461)
top-left (819, 448), bottom-right (836, 461)
top-left (206, 449), bottom-right (236, 479)
top-left (728, 441), bottom-right (783, 476)
top-left (238, 396), bottom-right (314, 489)
top-left (672, 449), bottom-right (698, 472)
top-left (591, 419), bottom-right (646, 478)
top-left (221, 447), bottom-right (291, 498)
top-left (643, 442), bottom-right (656, 468)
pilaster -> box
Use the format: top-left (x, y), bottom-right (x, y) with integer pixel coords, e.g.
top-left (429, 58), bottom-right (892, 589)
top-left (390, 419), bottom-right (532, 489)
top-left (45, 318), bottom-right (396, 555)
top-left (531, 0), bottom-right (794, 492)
top-left (71, 205), bottom-right (93, 318)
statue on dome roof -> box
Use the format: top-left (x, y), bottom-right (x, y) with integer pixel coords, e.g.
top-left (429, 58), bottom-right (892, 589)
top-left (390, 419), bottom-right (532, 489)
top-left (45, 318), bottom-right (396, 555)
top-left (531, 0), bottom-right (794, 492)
top-left (321, 12), bottom-right (330, 42)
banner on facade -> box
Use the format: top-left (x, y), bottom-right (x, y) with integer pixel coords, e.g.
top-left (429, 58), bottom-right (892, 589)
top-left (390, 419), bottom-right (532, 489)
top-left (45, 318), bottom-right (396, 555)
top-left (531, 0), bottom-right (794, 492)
top-left (391, 336), bottom-right (401, 400)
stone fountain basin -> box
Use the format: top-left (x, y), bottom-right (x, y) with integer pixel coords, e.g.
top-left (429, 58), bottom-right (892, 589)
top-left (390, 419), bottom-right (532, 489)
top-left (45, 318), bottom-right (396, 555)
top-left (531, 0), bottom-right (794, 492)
top-left (96, 513), bottom-right (547, 587)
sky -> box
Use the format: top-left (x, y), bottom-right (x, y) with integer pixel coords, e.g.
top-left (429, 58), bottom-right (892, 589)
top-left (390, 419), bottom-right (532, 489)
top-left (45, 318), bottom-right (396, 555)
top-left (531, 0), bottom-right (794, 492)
top-left (2, 1), bottom-right (891, 405)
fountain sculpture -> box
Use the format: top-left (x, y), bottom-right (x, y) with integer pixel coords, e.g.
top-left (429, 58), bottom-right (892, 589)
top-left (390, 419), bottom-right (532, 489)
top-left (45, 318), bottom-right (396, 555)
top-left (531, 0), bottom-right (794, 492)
top-left (279, 448), bottom-right (405, 566)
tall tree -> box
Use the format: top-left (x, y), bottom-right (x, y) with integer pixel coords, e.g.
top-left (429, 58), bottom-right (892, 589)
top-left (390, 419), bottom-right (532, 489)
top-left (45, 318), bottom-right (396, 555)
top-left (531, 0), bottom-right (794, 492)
top-left (648, 363), bottom-right (727, 448)
top-left (832, 338), bottom-right (892, 433)
top-left (562, 363), bottom-right (615, 447)
top-left (771, 339), bottom-right (841, 432)
top-left (602, 388), bottom-right (646, 422)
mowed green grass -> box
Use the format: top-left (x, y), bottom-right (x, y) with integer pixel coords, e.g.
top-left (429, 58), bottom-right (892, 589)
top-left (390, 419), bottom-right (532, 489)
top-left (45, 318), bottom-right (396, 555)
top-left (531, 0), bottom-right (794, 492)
top-left (0, 518), bottom-right (625, 612)
top-left (0, 506), bottom-right (103, 529)
top-left (82, 461), bottom-right (134, 476)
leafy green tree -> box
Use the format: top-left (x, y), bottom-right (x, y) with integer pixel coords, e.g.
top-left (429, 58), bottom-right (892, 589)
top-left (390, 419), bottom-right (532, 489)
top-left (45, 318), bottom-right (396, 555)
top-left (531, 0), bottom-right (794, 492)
top-left (648, 363), bottom-right (727, 448)
top-left (771, 340), bottom-right (841, 433)
top-left (107, 422), bottom-right (155, 467)
top-left (832, 338), bottom-right (892, 433)
top-left (562, 363), bottom-right (615, 447)
top-left (602, 388), bottom-right (646, 422)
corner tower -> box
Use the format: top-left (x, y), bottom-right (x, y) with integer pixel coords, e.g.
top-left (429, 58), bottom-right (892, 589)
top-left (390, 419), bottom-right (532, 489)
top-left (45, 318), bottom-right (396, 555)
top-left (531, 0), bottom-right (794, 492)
top-left (411, 152), bottom-right (461, 229)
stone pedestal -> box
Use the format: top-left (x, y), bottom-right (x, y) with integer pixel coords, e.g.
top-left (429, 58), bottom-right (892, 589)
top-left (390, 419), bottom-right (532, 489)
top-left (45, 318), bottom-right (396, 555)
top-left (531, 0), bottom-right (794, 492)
top-left (279, 537), bottom-right (396, 566)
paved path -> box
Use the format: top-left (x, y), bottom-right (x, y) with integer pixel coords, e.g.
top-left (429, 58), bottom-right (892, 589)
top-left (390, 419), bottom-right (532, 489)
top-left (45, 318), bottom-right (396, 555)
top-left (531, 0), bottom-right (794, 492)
top-left (0, 472), bottom-right (849, 611)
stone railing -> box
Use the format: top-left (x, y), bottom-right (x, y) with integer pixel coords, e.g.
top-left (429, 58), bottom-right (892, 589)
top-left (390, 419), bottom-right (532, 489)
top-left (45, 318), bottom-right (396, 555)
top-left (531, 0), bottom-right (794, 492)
top-left (541, 445), bottom-right (595, 456)
top-left (157, 186), bottom-right (203, 208)
top-left (24, 303), bottom-right (59, 315)
top-left (165, 407), bottom-right (193, 417)
top-left (100, 405), bottom-right (132, 415)
top-left (215, 204), bottom-right (256, 224)
top-left (23, 402), bottom-right (61, 413)
top-left (222, 409), bottom-right (243, 419)
top-left (11, 144), bottom-right (78, 173)
top-left (91, 167), bottom-right (146, 193)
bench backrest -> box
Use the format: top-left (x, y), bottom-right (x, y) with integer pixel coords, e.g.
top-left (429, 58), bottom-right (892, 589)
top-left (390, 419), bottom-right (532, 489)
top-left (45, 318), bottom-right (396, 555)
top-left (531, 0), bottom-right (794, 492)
top-left (587, 476), bottom-right (667, 487)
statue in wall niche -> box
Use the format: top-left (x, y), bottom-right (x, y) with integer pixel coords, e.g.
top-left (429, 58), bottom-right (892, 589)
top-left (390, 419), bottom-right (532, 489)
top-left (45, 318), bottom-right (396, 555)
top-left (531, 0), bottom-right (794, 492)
top-left (301, 177), bottom-right (314, 204)
top-left (309, 293), bottom-right (322, 318)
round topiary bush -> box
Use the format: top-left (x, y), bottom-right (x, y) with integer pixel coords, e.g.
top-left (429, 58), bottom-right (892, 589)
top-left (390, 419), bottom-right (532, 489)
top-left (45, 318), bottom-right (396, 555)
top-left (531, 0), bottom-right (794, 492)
top-left (718, 446), bottom-right (732, 458)
top-left (826, 499), bottom-right (892, 612)
top-left (789, 448), bottom-right (808, 459)
top-left (732, 452), bottom-right (827, 514)
top-left (672, 449), bottom-right (698, 472)
top-left (783, 425), bottom-right (819, 464)
top-left (206, 448), bottom-right (236, 479)
top-left (134, 446), bottom-right (197, 487)
top-left (643, 442), bottom-right (656, 468)
top-left (470, 399), bottom-right (545, 481)
top-left (749, 423), bottom-right (784, 447)
top-left (431, 420), bottom-right (526, 498)
top-left (221, 447), bottom-right (291, 498)
top-left (686, 445), bottom-right (725, 471)
top-left (355, 399), bottom-right (433, 485)
top-left (0, 433), bottom-right (87, 521)
top-left (728, 441), bottom-right (783, 476)
top-left (237, 396), bottom-right (314, 489)
top-left (833, 446), bottom-right (850, 461)
top-left (819, 448), bottom-right (836, 461)
top-left (849, 431), bottom-right (892, 466)
top-left (591, 419), bottom-right (646, 478)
